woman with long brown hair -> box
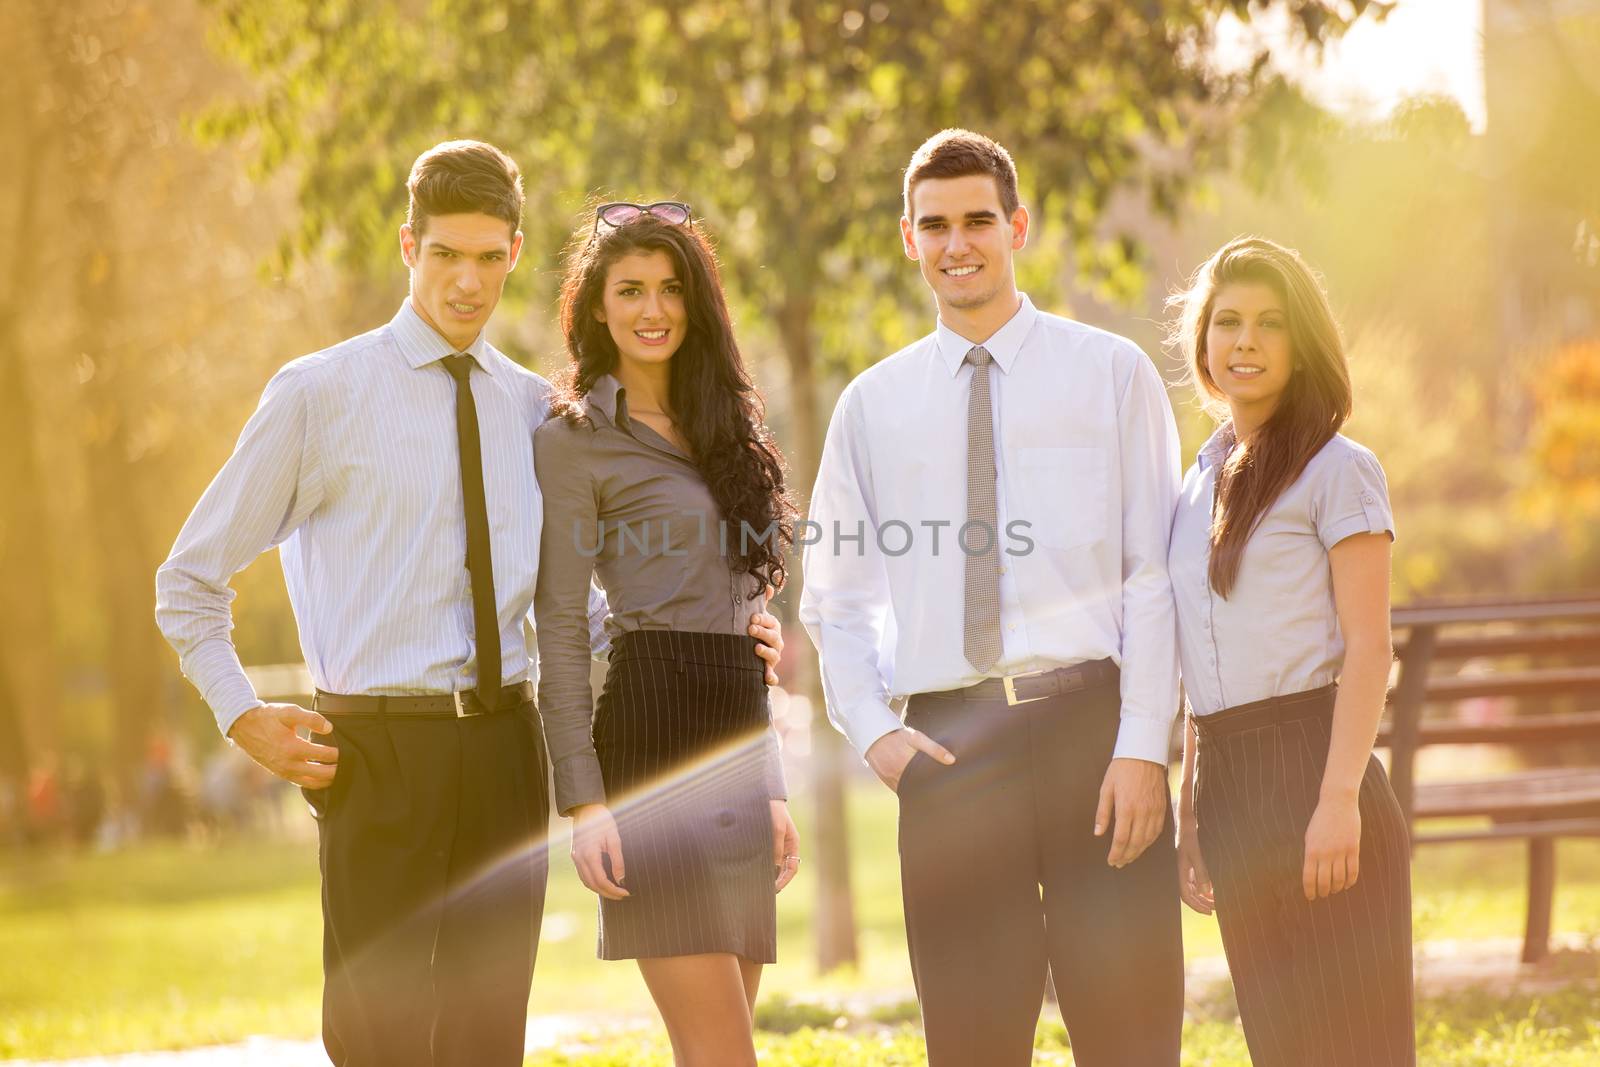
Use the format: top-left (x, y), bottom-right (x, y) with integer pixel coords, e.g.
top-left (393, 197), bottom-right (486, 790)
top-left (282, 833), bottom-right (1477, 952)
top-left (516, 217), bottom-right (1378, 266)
top-left (533, 203), bottom-right (798, 1066)
top-left (1169, 236), bottom-right (1414, 1065)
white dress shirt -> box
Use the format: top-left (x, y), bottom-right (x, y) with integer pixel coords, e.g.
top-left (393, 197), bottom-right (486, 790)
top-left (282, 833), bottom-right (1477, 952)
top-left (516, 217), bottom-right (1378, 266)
top-left (1171, 428), bottom-right (1395, 716)
top-left (799, 294), bottom-right (1182, 764)
top-left (156, 301), bottom-right (607, 737)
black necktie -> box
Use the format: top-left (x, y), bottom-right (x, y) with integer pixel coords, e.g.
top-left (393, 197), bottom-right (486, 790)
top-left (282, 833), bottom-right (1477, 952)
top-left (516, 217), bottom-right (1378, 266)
top-left (443, 355), bottom-right (500, 709)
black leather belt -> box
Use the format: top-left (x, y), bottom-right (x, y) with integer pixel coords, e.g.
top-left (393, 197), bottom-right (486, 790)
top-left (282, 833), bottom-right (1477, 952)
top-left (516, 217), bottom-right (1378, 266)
top-left (313, 680), bottom-right (534, 717)
top-left (926, 659), bottom-right (1119, 706)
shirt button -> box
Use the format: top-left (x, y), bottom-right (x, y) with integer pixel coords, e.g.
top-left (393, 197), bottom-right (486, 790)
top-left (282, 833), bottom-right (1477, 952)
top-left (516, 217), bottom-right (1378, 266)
top-left (1362, 492), bottom-right (1376, 504)
top-left (1007, 623), bottom-right (1017, 632)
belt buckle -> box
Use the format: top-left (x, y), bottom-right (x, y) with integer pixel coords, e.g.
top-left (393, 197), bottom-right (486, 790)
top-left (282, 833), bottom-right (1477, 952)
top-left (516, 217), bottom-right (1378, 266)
top-left (452, 691), bottom-right (471, 718)
top-left (1002, 669), bottom-right (1054, 707)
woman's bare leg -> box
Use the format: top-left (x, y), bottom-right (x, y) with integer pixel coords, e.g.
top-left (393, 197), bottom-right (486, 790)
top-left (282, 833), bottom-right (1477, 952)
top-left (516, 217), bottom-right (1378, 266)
top-left (636, 953), bottom-right (757, 1067)
top-left (738, 957), bottom-right (763, 1016)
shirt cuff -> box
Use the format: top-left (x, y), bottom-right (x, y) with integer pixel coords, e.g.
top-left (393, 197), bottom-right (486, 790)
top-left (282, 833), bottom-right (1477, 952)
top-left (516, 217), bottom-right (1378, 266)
top-left (839, 701), bottom-right (904, 762)
top-left (216, 697), bottom-right (268, 742)
top-left (1111, 713), bottom-right (1175, 767)
top-left (553, 753), bottom-right (608, 816)
top-left (1320, 513), bottom-right (1395, 550)
top-left (185, 641), bottom-right (265, 738)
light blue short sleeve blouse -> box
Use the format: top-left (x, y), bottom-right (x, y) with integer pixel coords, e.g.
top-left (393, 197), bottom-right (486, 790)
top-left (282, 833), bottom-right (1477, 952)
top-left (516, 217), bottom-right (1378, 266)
top-left (1170, 429), bottom-right (1395, 717)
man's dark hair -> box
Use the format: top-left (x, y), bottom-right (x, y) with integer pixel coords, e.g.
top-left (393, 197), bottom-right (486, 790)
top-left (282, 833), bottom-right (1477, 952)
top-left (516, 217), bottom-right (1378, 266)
top-left (902, 129), bottom-right (1020, 220)
top-left (406, 140), bottom-right (524, 237)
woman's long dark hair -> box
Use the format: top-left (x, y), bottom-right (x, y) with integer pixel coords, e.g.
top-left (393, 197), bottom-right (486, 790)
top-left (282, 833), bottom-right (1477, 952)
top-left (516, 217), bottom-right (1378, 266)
top-left (555, 212), bottom-right (794, 589)
top-left (1168, 236), bottom-right (1353, 598)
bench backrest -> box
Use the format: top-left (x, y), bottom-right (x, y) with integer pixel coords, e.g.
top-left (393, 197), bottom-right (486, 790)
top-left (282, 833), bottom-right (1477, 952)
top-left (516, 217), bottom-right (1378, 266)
top-left (1384, 595), bottom-right (1600, 823)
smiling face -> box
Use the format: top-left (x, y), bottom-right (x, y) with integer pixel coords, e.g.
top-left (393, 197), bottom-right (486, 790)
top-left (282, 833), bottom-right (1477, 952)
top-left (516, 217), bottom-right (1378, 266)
top-left (901, 173), bottom-right (1027, 320)
top-left (595, 250), bottom-right (687, 370)
top-left (400, 212), bottom-right (523, 351)
top-left (1203, 281), bottom-right (1294, 432)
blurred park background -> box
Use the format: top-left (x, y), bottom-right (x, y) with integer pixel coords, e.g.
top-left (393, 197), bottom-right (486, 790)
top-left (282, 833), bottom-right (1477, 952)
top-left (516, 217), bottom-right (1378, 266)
top-left (2, 0), bottom-right (1599, 1062)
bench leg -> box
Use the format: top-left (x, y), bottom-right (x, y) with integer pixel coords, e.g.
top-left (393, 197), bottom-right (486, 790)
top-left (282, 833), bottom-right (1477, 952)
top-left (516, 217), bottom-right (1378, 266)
top-left (1522, 837), bottom-right (1555, 964)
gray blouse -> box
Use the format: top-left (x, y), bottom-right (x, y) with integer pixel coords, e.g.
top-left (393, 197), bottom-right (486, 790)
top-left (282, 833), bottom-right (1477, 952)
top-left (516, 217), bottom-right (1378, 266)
top-left (1170, 429), bottom-right (1395, 717)
top-left (533, 374), bottom-right (784, 814)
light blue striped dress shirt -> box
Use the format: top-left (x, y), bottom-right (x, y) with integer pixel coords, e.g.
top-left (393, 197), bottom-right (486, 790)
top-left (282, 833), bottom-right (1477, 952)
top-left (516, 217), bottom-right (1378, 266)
top-left (1170, 428), bottom-right (1395, 717)
top-left (156, 301), bottom-right (608, 737)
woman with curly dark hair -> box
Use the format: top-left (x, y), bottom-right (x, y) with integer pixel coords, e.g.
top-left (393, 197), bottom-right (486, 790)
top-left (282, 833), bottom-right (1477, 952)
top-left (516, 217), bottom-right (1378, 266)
top-left (533, 203), bottom-right (798, 1066)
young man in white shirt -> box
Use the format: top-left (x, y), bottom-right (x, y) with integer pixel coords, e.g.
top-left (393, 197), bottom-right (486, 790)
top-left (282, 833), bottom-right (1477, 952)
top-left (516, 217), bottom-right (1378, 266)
top-left (800, 129), bottom-right (1184, 1066)
top-left (156, 140), bottom-right (784, 1067)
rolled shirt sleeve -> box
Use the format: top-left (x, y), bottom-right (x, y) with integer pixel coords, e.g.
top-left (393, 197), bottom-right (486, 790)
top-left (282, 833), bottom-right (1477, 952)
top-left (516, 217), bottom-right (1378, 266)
top-left (154, 362), bottom-right (325, 738)
top-left (800, 384), bottom-right (904, 759)
top-left (1110, 349), bottom-right (1182, 765)
top-left (1314, 448), bottom-right (1396, 549)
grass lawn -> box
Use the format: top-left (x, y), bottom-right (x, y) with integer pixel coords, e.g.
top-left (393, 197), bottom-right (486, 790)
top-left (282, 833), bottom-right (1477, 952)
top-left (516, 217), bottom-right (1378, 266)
top-left (516, 987), bottom-right (1600, 1065)
top-left (2, 783), bottom-right (1599, 1059)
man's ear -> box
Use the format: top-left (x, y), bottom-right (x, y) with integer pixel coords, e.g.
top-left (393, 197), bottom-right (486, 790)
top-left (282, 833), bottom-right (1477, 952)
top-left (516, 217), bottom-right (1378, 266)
top-left (900, 215), bottom-right (920, 262)
top-left (1010, 205), bottom-right (1029, 251)
top-left (399, 224), bottom-right (417, 269)
top-left (507, 231), bottom-right (525, 272)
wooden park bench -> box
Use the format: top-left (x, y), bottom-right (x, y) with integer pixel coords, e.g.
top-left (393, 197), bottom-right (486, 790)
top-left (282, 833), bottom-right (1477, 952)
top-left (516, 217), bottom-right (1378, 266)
top-left (1377, 594), bottom-right (1600, 963)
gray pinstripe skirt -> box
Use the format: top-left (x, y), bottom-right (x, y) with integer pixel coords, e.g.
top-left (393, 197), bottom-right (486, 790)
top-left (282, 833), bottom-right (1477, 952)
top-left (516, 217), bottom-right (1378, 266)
top-left (1193, 684), bottom-right (1415, 1066)
top-left (592, 629), bottom-right (777, 963)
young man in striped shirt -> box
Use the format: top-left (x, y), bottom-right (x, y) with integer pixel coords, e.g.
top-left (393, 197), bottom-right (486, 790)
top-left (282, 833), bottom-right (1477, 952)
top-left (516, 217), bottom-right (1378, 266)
top-left (156, 140), bottom-right (784, 1066)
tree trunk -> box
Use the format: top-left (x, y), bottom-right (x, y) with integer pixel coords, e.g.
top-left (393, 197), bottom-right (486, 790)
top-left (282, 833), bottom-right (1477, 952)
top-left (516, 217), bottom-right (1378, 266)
top-left (0, 328), bottom-right (60, 777)
top-left (0, 2), bottom-right (62, 784)
top-left (73, 197), bottom-right (168, 809)
top-left (0, 663), bottom-right (28, 788)
top-left (779, 289), bottom-right (859, 972)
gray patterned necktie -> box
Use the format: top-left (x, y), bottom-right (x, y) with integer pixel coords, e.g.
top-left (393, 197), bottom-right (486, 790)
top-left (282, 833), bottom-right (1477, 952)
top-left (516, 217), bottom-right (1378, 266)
top-left (963, 345), bottom-right (1002, 673)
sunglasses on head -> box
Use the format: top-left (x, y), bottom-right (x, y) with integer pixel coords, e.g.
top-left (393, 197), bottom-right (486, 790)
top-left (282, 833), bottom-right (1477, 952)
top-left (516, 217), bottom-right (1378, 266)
top-left (591, 201), bottom-right (693, 239)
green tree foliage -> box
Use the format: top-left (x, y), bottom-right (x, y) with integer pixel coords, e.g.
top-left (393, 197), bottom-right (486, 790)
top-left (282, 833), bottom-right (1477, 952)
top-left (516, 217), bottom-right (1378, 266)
top-left (197, 1), bottom-right (1386, 362)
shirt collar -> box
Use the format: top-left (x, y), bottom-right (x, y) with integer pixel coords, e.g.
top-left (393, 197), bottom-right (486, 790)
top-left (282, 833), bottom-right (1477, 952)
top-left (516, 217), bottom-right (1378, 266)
top-left (586, 374), bottom-right (691, 460)
top-left (934, 293), bottom-right (1039, 378)
top-left (391, 300), bottom-right (494, 371)
top-left (586, 373), bottom-right (627, 429)
top-left (1197, 423), bottom-right (1238, 471)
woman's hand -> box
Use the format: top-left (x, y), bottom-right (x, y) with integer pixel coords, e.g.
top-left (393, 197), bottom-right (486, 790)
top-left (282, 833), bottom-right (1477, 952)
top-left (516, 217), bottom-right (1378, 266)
top-left (1176, 813), bottom-right (1214, 915)
top-left (749, 609), bottom-right (784, 685)
top-left (1302, 794), bottom-right (1361, 901)
top-left (772, 800), bottom-right (801, 893)
top-left (570, 803), bottom-right (629, 900)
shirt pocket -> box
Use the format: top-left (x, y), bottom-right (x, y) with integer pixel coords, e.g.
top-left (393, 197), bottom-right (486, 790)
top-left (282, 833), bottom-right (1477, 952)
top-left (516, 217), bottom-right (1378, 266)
top-left (1011, 446), bottom-right (1109, 550)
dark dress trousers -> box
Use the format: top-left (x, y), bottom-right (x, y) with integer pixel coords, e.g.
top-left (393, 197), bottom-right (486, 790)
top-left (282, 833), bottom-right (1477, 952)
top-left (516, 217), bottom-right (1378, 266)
top-left (306, 692), bottom-right (548, 1066)
top-left (898, 671), bottom-right (1185, 1066)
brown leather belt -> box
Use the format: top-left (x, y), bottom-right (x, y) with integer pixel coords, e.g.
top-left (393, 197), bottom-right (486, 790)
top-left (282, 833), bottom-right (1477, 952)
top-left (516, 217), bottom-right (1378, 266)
top-left (312, 680), bottom-right (534, 718)
top-left (925, 659), bottom-right (1119, 706)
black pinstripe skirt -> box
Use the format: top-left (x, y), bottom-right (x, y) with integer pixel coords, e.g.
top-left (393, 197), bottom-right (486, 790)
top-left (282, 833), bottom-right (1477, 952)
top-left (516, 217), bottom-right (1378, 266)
top-left (591, 629), bottom-right (776, 963)
top-left (1192, 684), bottom-right (1415, 1067)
